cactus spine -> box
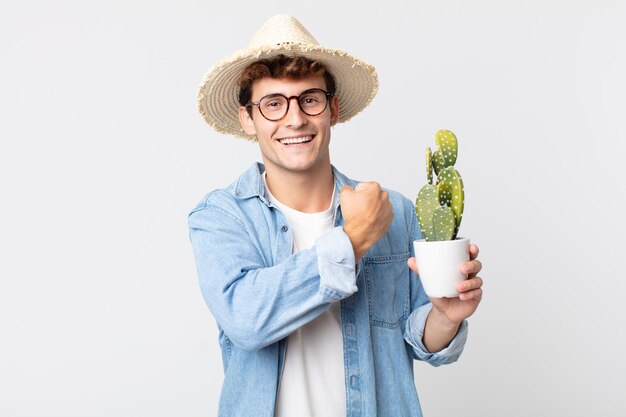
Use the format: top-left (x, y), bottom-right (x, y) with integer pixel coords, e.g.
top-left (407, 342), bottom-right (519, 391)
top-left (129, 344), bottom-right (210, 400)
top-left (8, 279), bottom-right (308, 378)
top-left (415, 130), bottom-right (465, 241)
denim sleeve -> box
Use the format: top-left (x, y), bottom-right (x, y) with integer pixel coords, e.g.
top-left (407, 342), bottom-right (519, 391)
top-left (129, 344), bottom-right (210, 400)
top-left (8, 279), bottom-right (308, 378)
top-left (404, 303), bottom-right (468, 366)
top-left (316, 226), bottom-right (359, 299)
top-left (403, 197), bottom-right (468, 365)
top-left (188, 205), bottom-right (357, 351)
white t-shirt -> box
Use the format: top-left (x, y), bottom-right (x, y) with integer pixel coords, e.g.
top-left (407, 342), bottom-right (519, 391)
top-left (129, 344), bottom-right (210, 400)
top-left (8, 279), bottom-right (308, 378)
top-left (264, 175), bottom-right (346, 417)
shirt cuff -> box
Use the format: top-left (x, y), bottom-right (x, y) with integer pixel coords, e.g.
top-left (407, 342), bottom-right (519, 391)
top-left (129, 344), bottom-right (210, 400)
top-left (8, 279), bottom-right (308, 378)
top-left (315, 226), bottom-right (359, 302)
top-left (405, 303), bottom-right (468, 366)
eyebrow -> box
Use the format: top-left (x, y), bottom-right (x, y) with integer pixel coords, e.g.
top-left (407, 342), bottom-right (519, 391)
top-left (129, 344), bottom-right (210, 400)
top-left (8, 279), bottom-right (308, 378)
top-left (255, 88), bottom-right (323, 99)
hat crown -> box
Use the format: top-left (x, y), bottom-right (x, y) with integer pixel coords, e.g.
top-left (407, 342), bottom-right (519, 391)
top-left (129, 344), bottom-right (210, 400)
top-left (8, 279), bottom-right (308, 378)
top-left (247, 14), bottom-right (319, 49)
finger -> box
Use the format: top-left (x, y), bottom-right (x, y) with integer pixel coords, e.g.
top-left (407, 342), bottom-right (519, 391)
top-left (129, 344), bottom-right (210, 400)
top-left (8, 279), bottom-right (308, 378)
top-left (469, 244), bottom-right (479, 260)
top-left (459, 288), bottom-right (483, 302)
top-left (407, 257), bottom-right (419, 274)
top-left (457, 276), bottom-right (483, 293)
top-left (461, 259), bottom-right (482, 275)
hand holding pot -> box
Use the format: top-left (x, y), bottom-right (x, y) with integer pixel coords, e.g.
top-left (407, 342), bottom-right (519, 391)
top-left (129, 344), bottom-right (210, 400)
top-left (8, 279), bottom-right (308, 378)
top-left (408, 243), bottom-right (483, 325)
top-left (341, 182), bottom-right (394, 261)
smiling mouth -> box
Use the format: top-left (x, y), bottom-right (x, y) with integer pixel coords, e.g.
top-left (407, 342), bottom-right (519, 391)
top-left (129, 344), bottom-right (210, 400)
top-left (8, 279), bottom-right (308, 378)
top-left (277, 135), bottom-right (314, 145)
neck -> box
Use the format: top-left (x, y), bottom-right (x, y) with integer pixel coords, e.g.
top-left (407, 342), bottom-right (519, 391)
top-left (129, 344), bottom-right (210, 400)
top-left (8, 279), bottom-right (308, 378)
top-left (264, 164), bottom-right (334, 213)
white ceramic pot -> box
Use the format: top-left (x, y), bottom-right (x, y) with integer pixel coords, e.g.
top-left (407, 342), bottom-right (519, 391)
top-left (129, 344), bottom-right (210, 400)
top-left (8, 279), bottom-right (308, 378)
top-left (413, 237), bottom-right (470, 298)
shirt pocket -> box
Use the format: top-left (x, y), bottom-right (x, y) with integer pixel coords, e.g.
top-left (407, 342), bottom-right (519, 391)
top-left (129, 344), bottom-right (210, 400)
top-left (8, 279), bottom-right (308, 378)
top-left (364, 252), bottom-right (411, 328)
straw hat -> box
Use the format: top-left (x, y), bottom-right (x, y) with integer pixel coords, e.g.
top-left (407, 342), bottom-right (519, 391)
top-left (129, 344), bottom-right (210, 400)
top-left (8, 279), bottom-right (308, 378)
top-left (197, 14), bottom-right (379, 140)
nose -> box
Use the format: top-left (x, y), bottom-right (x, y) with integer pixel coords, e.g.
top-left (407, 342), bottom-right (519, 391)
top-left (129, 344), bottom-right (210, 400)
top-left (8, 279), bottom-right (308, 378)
top-left (283, 97), bottom-right (307, 128)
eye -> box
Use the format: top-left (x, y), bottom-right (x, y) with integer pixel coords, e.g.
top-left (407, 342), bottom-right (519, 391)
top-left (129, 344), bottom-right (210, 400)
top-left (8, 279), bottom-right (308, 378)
top-left (300, 92), bottom-right (324, 107)
top-left (261, 96), bottom-right (285, 111)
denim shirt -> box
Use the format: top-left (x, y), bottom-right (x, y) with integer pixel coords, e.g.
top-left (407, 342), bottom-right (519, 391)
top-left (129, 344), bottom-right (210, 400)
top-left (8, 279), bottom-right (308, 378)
top-left (188, 163), bottom-right (468, 417)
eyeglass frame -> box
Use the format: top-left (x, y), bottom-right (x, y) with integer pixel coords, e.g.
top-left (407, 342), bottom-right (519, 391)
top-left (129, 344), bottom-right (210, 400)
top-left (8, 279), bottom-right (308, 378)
top-left (245, 88), bottom-right (334, 122)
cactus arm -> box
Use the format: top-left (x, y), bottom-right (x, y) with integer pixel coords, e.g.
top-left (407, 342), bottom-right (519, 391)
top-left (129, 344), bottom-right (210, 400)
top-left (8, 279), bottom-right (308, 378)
top-left (432, 150), bottom-right (444, 177)
top-left (415, 184), bottom-right (439, 241)
top-left (432, 206), bottom-right (456, 241)
top-left (437, 181), bottom-right (452, 207)
top-left (439, 166), bottom-right (465, 237)
top-left (435, 129), bottom-right (458, 167)
top-left (426, 146), bottom-right (433, 185)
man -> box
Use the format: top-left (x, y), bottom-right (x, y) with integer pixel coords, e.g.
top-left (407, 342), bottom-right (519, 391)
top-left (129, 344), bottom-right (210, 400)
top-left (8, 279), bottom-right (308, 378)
top-left (189, 14), bottom-right (483, 417)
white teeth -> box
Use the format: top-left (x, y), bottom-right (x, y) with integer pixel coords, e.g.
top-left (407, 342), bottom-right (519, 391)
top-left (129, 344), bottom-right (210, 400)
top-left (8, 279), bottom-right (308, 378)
top-left (279, 136), bottom-right (312, 145)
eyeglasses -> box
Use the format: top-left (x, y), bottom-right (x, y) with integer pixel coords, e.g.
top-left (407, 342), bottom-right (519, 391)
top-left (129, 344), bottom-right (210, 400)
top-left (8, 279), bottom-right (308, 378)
top-left (246, 88), bottom-right (333, 121)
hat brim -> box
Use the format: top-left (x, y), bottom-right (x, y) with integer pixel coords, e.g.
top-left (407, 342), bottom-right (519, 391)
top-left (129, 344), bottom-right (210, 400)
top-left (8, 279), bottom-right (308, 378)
top-left (197, 43), bottom-right (378, 140)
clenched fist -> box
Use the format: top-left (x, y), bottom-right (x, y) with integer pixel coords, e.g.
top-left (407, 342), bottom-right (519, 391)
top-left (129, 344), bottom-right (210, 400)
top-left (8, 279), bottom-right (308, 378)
top-left (340, 182), bottom-right (394, 261)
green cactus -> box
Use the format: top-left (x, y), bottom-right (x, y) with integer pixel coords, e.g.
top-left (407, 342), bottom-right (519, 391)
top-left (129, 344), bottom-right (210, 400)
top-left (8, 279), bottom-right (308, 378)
top-left (415, 129), bottom-right (465, 241)
top-left (432, 206), bottom-right (455, 241)
top-left (432, 150), bottom-right (444, 176)
top-left (439, 166), bottom-right (464, 234)
top-left (425, 147), bottom-right (433, 185)
top-left (415, 184), bottom-right (439, 240)
top-left (435, 129), bottom-right (458, 167)
top-left (437, 181), bottom-right (451, 206)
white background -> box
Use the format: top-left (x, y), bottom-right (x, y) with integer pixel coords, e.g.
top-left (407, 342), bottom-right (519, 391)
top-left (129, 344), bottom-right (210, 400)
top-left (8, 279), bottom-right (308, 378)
top-left (1, 0), bottom-right (625, 416)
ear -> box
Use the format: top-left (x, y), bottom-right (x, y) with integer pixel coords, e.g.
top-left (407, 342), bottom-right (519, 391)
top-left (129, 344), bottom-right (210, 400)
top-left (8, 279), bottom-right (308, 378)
top-left (329, 95), bottom-right (340, 126)
top-left (239, 106), bottom-right (257, 136)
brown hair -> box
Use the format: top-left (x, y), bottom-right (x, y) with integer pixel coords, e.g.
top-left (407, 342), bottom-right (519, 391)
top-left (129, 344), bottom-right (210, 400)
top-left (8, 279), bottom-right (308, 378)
top-left (237, 54), bottom-right (336, 112)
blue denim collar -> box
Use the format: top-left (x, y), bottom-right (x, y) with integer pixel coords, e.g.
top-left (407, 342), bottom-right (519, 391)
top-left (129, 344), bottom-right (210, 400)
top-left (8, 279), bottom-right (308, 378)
top-left (233, 162), bottom-right (358, 204)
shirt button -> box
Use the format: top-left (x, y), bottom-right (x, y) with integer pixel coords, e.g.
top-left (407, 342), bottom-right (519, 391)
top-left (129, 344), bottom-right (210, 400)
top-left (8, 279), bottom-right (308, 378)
top-left (281, 225), bottom-right (289, 232)
top-left (350, 375), bottom-right (358, 387)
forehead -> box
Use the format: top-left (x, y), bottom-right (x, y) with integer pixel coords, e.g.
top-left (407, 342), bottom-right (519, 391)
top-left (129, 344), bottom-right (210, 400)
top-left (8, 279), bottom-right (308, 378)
top-left (250, 76), bottom-right (327, 99)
